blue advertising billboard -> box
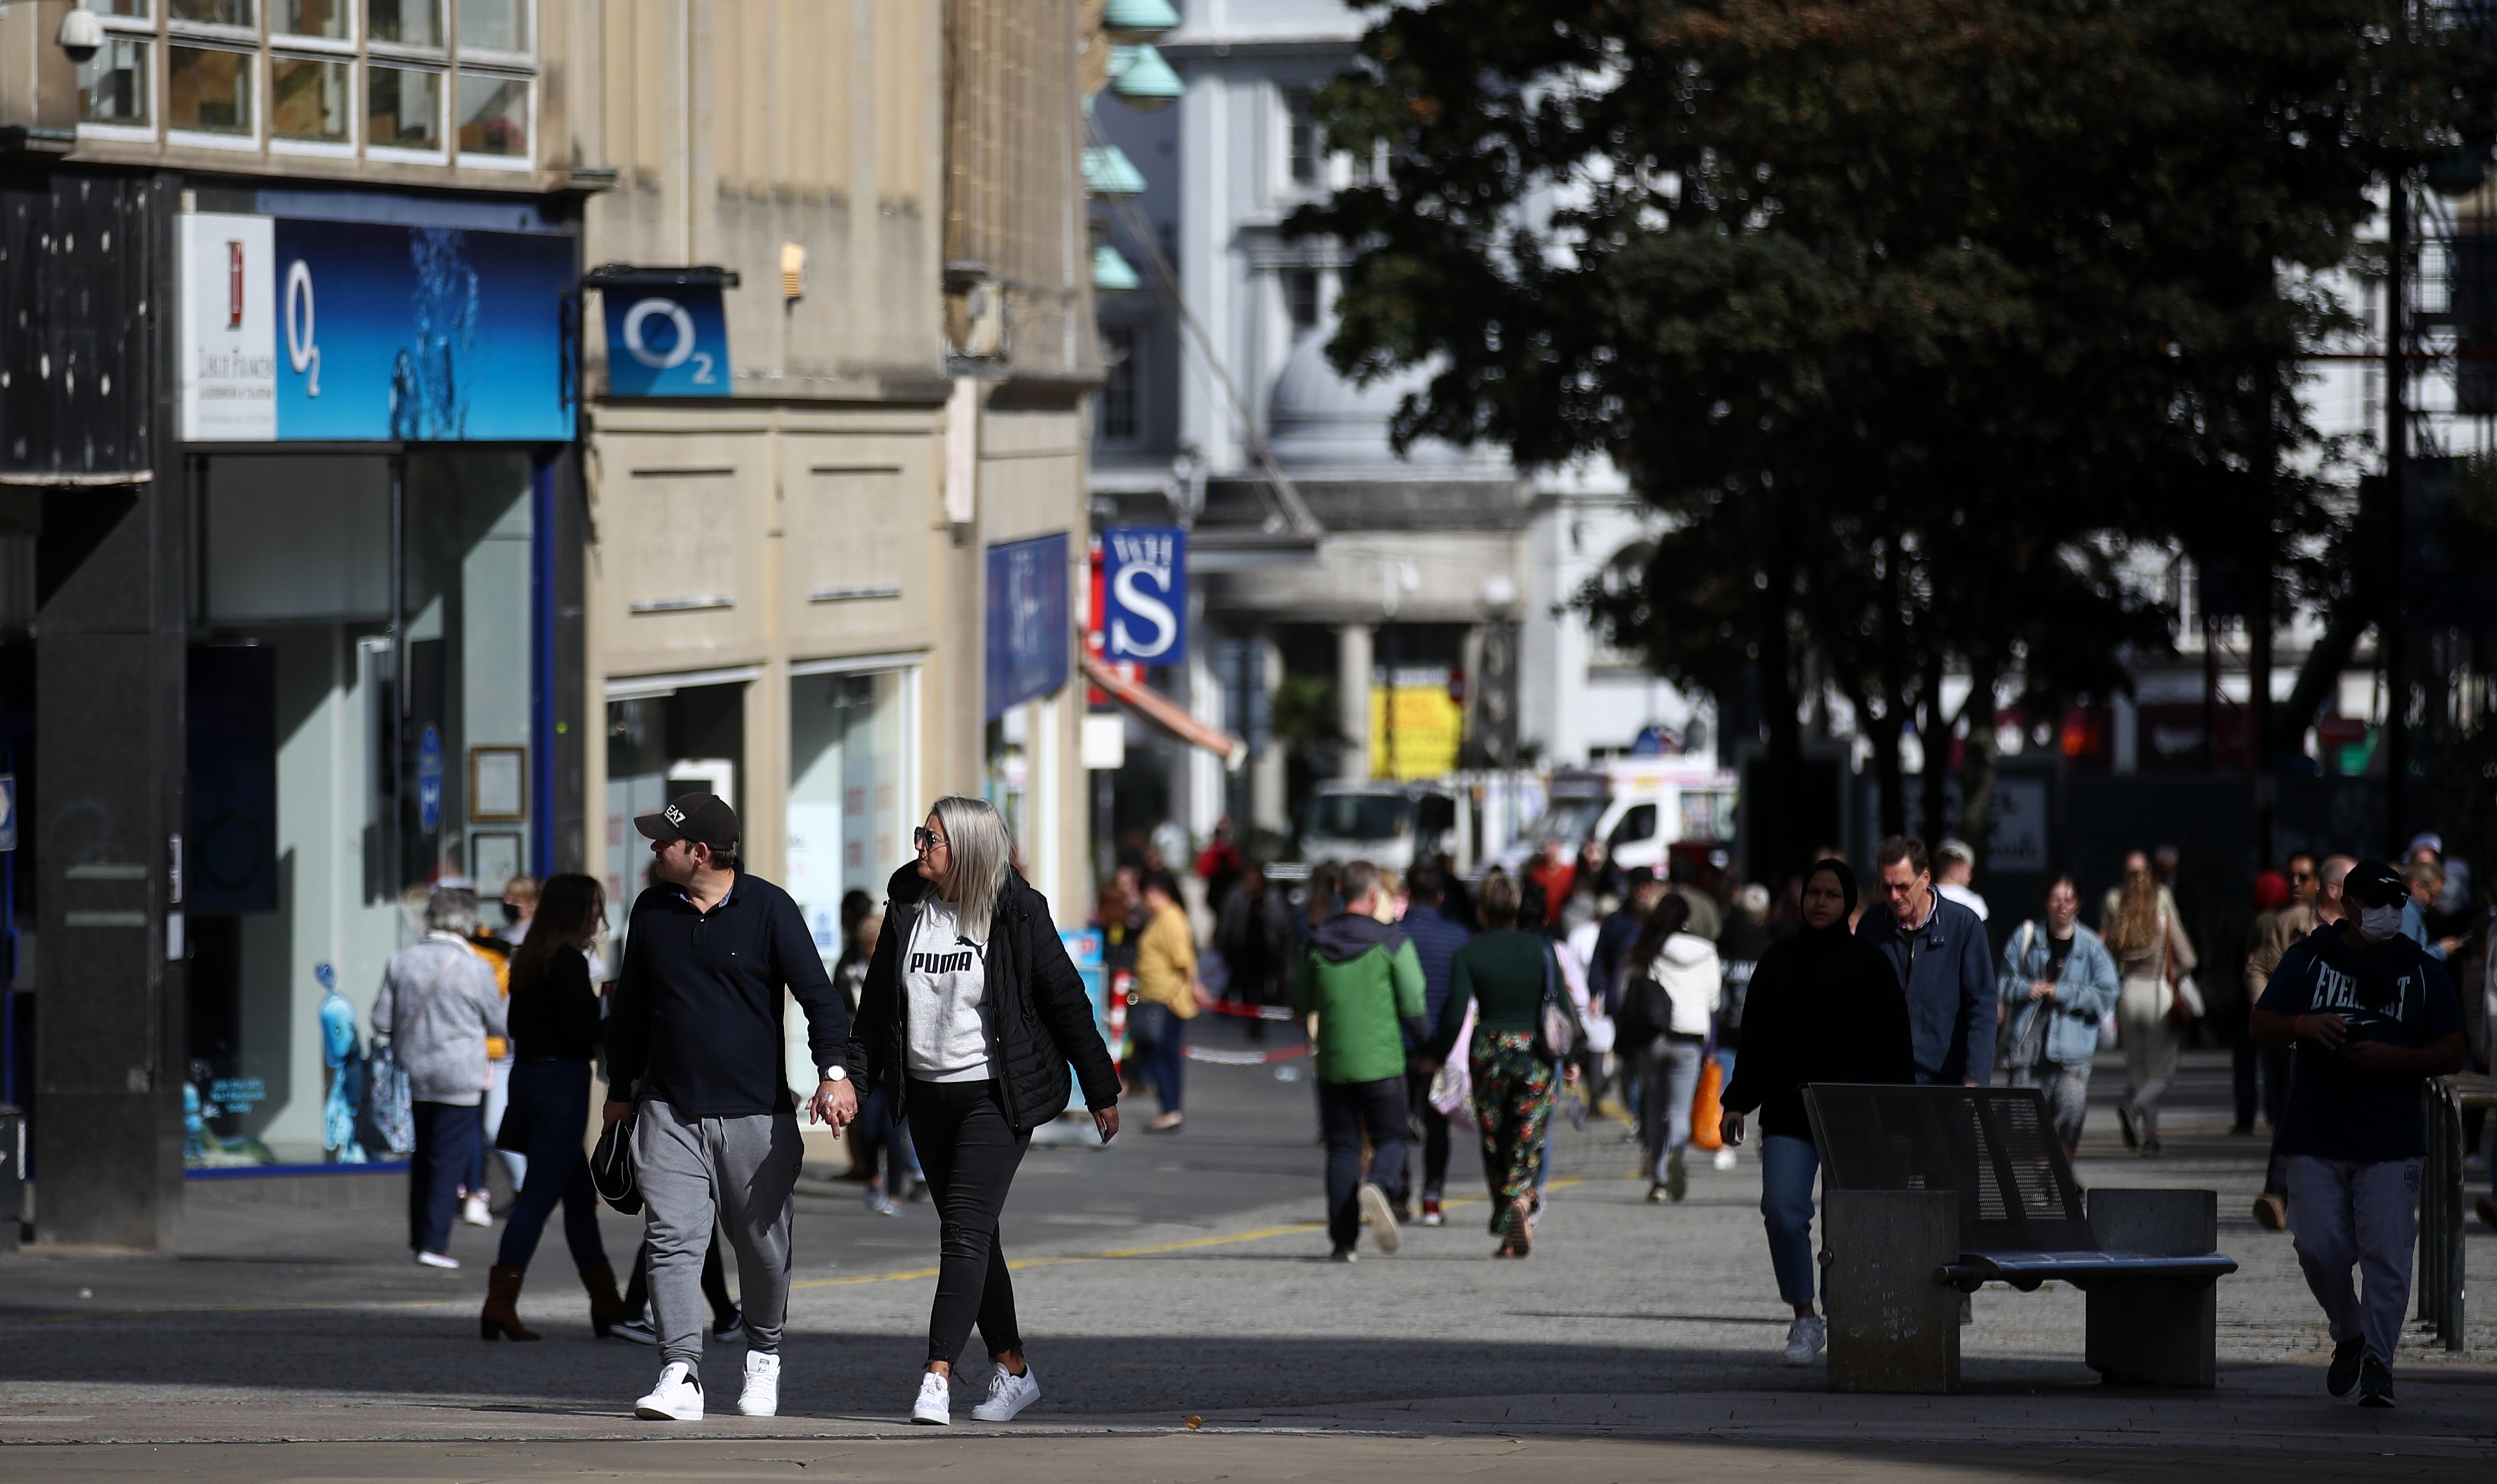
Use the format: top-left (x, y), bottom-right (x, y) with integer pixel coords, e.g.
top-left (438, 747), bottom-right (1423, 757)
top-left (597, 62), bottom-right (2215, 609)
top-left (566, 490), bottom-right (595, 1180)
top-left (1100, 525), bottom-right (1187, 665)
top-left (985, 534), bottom-right (1070, 720)
top-left (181, 211), bottom-right (576, 442)
top-left (600, 286), bottom-right (733, 397)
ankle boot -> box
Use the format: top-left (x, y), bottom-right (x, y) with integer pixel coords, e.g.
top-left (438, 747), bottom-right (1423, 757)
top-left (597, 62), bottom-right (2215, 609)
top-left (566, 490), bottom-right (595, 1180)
top-left (480, 1264), bottom-right (541, 1341)
top-left (581, 1260), bottom-right (624, 1338)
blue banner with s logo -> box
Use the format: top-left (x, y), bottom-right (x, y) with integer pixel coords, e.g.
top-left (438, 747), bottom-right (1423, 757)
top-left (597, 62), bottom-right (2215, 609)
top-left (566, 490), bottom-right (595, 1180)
top-left (1101, 526), bottom-right (1186, 665)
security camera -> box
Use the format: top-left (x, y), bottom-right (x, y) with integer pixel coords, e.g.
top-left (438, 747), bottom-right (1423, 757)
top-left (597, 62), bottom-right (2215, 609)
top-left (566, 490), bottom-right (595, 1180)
top-left (59, 7), bottom-right (104, 65)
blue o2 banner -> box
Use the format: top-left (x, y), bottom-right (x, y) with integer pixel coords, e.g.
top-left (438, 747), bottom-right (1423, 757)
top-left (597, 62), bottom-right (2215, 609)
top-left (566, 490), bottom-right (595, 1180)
top-left (1101, 525), bottom-right (1187, 665)
top-left (600, 286), bottom-right (732, 397)
top-left (180, 211), bottom-right (576, 441)
top-left (985, 533), bottom-right (1070, 720)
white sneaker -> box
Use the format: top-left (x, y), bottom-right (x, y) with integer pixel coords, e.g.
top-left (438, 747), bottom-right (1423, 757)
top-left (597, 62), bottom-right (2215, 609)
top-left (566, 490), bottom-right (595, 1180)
top-left (970, 1362), bottom-right (1040, 1422)
top-left (1357, 1181), bottom-right (1400, 1253)
top-left (1713, 1147), bottom-right (1738, 1172)
top-left (1782, 1315), bottom-right (1827, 1366)
top-left (459, 1193), bottom-right (493, 1227)
top-left (635, 1360), bottom-right (705, 1420)
top-left (737, 1351), bottom-right (781, 1417)
top-left (911, 1369), bottom-right (951, 1425)
top-left (414, 1250), bottom-right (460, 1270)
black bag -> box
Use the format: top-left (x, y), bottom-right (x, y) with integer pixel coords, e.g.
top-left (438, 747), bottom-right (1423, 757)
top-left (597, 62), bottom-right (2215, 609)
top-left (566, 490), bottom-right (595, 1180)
top-left (589, 1116), bottom-right (641, 1215)
top-left (1615, 972), bottom-right (1662, 1046)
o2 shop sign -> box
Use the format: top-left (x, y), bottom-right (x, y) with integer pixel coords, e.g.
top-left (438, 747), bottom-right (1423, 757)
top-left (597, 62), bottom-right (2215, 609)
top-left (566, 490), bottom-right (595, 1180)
top-left (1101, 526), bottom-right (1187, 665)
top-left (179, 211), bottom-right (576, 442)
top-left (601, 287), bottom-right (731, 398)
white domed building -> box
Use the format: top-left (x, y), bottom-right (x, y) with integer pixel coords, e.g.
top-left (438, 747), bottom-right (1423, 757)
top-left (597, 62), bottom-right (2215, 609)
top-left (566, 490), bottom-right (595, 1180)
top-left (1086, 0), bottom-right (1708, 854)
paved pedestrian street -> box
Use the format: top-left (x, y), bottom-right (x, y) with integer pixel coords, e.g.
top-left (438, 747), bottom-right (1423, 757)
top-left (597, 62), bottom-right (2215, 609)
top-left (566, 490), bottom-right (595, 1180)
top-left (5, 1037), bottom-right (2495, 1480)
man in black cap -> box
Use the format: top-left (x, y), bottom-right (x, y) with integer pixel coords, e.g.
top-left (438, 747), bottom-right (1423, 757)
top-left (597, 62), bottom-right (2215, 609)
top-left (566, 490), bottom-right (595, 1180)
top-left (604, 792), bottom-right (856, 1422)
top-left (2252, 858), bottom-right (2466, 1410)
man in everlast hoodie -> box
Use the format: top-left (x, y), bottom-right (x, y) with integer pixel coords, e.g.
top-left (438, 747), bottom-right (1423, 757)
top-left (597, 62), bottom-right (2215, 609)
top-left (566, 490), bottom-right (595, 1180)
top-left (1292, 861), bottom-right (1427, 1261)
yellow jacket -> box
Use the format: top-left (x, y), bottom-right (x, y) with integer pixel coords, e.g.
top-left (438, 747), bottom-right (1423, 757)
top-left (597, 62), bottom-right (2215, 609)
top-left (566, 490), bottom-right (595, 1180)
top-left (1131, 903), bottom-right (1200, 1018)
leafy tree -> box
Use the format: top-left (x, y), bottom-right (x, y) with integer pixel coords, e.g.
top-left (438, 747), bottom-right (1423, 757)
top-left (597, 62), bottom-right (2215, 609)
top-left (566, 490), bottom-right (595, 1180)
top-left (1295, 0), bottom-right (2494, 879)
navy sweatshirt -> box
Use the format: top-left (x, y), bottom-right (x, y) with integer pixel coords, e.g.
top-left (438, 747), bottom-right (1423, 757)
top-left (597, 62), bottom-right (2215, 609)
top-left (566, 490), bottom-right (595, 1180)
top-left (607, 872), bottom-right (850, 1117)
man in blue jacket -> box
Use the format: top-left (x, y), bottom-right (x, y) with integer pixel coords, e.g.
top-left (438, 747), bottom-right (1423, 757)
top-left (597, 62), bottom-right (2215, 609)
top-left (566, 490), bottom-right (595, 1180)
top-left (1858, 836), bottom-right (1994, 1087)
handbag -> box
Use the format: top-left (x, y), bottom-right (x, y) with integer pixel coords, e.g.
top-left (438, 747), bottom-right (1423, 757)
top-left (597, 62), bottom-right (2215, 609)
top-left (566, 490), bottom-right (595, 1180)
top-left (1536, 942), bottom-right (1585, 1063)
top-left (2160, 911), bottom-right (2202, 1027)
top-left (1689, 1055), bottom-right (1725, 1151)
top-left (589, 1116), bottom-right (642, 1215)
top-left (1428, 1004), bottom-right (1476, 1117)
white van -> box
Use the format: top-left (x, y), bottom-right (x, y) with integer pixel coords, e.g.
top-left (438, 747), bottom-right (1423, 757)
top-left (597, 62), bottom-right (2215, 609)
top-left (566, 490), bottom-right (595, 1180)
top-left (1499, 757), bottom-right (1737, 876)
top-left (1292, 782), bottom-right (1458, 876)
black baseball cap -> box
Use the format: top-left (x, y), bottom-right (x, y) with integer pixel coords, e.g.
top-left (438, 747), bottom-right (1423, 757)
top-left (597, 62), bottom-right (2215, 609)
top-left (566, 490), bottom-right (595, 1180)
top-left (2342, 859), bottom-right (2407, 910)
top-left (635, 791), bottom-right (739, 852)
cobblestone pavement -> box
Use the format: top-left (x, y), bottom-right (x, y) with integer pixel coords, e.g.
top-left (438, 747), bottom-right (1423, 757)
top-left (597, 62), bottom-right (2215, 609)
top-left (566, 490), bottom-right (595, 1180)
top-left (5, 1035), bottom-right (2496, 1479)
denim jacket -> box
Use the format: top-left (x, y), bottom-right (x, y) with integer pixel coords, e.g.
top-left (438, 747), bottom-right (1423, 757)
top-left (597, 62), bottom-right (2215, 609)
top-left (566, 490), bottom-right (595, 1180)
top-left (1995, 921), bottom-right (2120, 1069)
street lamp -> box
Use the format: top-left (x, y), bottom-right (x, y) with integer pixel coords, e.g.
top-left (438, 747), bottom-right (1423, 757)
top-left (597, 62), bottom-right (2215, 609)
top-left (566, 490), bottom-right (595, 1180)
top-left (1106, 45), bottom-right (1182, 113)
top-left (1102, 0), bottom-right (1180, 45)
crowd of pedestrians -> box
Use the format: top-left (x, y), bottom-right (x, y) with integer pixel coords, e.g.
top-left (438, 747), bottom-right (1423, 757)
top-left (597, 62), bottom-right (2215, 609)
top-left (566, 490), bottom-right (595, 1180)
top-left (352, 780), bottom-right (2484, 1421)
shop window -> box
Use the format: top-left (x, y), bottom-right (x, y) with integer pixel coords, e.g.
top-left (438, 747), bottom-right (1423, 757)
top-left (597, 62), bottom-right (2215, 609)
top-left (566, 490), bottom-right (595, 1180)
top-left (370, 64), bottom-right (443, 150)
top-left (273, 56), bottom-right (352, 143)
top-left (369, 0), bottom-right (444, 48)
top-left (456, 71), bottom-right (529, 158)
top-left (187, 450), bottom-right (538, 1169)
top-left (77, 38), bottom-right (152, 127)
top-left (168, 45), bottom-right (254, 135)
top-left (605, 682), bottom-right (748, 940)
top-left (277, 0), bottom-right (350, 37)
top-left (787, 667), bottom-right (915, 966)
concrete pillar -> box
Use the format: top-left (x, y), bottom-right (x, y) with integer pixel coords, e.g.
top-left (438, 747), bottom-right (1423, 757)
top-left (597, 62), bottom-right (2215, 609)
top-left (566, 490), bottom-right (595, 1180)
top-left (1823, 1189), bottom-right (1961, 1394)
top-left (34, 173), bottom-right (188, 1249)
top-left (2085, 1188), bottom-right (2220, 1387)
top-left (1250, 630), bottom-right (1287, 837)
top-left (1336, 623), bottom-right (1373, 784)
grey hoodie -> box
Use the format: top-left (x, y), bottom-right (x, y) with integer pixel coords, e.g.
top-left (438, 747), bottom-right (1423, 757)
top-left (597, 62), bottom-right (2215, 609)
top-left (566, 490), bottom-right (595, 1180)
top-left (371, 933), bottom-right (507, 1106)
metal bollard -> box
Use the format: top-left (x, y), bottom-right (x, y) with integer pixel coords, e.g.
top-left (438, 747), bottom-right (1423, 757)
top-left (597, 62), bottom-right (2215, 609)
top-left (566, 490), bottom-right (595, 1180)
top-left (0, 1103), bottom-right (21, 1253)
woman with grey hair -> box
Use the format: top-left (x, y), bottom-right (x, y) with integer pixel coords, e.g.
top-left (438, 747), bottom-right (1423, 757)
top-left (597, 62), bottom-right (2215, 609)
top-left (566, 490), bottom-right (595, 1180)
top-left (372, 885), bottom-right (507, 1268)
top-left (850, 796), bottom-right (1122, 1426)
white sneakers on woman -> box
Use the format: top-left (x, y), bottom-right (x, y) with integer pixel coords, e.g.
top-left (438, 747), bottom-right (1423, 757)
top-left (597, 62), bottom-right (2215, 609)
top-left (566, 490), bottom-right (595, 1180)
top-left (912, 1369), bottom-right (952, 1425)
top-left (971, 1363), bottom-right (1041, 1422)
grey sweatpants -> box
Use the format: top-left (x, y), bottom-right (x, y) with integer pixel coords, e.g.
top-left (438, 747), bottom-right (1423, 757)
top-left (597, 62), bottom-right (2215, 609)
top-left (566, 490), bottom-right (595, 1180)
top-left (635, 1098), bottom-right (802, 1368)
top-left (2282, 1154), bottom-right (2422, 1368)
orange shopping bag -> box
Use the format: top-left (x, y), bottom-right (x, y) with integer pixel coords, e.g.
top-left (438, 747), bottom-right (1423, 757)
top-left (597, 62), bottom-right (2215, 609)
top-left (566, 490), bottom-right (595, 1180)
top-left (1688, 1055), bottom-right (1724, 1151)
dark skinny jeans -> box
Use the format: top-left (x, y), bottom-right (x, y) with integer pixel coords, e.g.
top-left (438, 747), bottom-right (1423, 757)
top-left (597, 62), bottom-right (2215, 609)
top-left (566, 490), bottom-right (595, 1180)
top-left (493, 1059), bottom-right (609, 1275)
top-left (408, 1100), bottom-right (481, 1255)
top-left (1319, 1076), bottom-right (1408, 1251)
top-left (907, 1078), bottom-right (1033, 1366)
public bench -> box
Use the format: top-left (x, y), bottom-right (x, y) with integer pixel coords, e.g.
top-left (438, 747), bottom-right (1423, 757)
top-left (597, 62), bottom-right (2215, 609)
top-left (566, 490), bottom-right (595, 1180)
top-left (1802, 1084), bottom-right (2237, 1393)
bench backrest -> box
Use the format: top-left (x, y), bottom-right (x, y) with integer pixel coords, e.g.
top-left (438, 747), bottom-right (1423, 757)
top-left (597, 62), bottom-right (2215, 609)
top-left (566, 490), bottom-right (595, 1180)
top-left (1802, 1084), bottom-right (2093, 1252)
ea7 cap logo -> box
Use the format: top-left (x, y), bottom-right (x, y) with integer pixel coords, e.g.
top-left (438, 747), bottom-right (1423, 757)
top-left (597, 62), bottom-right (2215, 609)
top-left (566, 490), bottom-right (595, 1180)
top-left (635, 791), bottom-right (739, 851)
top-left (2342, 859), bottom-right (2407, 910)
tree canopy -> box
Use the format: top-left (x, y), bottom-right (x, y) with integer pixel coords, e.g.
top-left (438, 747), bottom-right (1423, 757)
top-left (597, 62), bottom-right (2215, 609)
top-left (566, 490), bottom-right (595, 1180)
top-left (1295, 0), bottom-right (2496, 876)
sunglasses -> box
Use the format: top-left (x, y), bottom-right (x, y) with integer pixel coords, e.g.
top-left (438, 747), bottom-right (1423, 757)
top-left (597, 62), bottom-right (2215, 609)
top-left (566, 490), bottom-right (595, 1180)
top-left (913, 827), bottom-right (948, 853)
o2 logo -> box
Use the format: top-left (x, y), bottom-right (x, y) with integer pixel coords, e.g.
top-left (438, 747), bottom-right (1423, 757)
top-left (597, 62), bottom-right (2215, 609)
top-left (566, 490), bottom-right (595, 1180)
top-left (620, 296), bottom-right (717, 385)
top-left (285, 258), bottom-right (321, 396)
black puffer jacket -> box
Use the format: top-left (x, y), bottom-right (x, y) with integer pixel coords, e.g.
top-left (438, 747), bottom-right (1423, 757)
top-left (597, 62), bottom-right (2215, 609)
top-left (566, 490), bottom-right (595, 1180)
top-left (849, 863), bottom-right (1121, 1131)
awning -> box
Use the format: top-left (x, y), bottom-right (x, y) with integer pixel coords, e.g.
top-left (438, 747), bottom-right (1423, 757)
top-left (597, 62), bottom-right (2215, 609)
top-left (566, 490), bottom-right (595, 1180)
top-left (1082, 652), bottom-right (1247, 770)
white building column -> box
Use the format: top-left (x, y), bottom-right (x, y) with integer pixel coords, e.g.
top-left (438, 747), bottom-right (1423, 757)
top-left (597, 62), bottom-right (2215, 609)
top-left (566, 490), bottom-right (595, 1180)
top-left (1250, 630), bottom-right (1287, 835)
top-left (1337, 622), bottom-right (1373, 784)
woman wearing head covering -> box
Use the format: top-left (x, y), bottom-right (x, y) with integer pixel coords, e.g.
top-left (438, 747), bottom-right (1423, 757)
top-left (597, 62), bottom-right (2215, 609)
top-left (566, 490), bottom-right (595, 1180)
top-left (849, 796), bottom-right (1122, 1426)
top-left (1718, 859), bottom-right (1915, 1368)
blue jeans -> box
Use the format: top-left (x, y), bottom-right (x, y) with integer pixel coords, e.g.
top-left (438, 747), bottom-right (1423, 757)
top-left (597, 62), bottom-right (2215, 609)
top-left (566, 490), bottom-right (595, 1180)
top-left (493, 1060), bottom-right (607, 1275)
top-left (409, 1100), bottom-right (481, 1256)
top-left (1320, 1076), bottom-right (1408, 1251)
top-left (1760, 1133), bottom-right (1820, 1309)
top-left (1131, 999), bottom-right (1186, 1114)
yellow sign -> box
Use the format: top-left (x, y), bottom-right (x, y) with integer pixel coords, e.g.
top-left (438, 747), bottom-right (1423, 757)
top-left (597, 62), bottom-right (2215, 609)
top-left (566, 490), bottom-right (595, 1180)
top-left (1370, 684), bottom-right (1461, 780)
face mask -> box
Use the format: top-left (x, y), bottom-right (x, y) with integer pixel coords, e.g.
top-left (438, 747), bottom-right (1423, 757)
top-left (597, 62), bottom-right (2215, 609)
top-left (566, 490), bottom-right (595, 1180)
top-left (2357, 902), bottom-right (2403, 945)
top-left (501, 902), bottom-right (522, 925)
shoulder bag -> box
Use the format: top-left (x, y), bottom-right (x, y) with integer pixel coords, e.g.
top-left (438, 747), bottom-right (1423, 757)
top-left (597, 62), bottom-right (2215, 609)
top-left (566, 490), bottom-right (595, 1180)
top-left (1536, 940), bottom-right (1585, 1064)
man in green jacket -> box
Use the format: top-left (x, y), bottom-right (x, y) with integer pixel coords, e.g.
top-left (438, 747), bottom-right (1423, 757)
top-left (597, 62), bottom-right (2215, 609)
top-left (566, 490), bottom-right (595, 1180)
top-left (1293, 861), bottom-right (1427, 1261)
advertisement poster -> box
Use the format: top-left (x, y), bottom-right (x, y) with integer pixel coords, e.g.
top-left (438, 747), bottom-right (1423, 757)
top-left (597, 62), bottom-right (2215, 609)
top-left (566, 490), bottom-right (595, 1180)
top-left (182, 211), bottom-right (576, 441)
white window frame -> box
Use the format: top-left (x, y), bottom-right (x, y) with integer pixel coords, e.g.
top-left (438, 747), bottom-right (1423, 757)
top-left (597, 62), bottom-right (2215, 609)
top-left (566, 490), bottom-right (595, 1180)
top-left (164, 39), bottom-right (263, 150)
top-left (365, 59), bottom-right (449, 162)
top-left (452, 64), bottom-right (535, 171)
top-left (75, 23), bottom-right (159, 143)
top-left (267, 50), bottom-right (359, 156)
